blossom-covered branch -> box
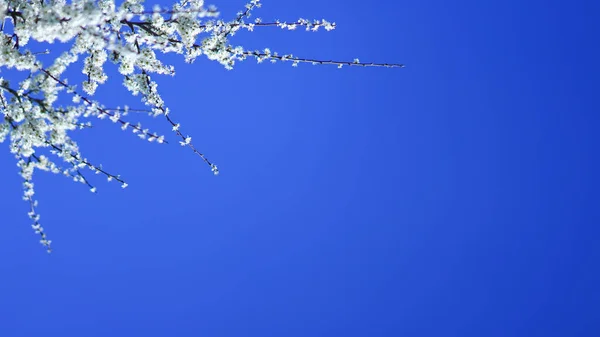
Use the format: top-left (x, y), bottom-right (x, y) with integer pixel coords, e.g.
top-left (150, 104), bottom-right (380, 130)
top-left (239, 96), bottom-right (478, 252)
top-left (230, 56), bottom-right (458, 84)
top-left (0, 0), bottom-right (403, 252)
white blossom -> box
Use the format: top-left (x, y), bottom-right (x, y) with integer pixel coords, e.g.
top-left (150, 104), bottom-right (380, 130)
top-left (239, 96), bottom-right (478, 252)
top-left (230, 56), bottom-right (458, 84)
top-left (0, 0), bottom-right (402, 252)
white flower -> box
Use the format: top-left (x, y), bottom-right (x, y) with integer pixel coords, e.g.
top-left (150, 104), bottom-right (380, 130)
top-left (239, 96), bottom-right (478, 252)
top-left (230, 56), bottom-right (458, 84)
top-left (180, 136), bottom-right (192, 146)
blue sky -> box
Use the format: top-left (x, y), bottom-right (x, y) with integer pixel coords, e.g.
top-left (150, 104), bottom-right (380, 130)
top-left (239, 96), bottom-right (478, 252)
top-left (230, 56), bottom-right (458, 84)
top-left (1, 0), bottom-right (599, 336)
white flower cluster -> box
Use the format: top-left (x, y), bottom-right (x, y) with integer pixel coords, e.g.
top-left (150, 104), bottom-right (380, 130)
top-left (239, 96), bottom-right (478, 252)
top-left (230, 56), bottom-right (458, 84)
top-left (0, 0), bottom-right (402, 252)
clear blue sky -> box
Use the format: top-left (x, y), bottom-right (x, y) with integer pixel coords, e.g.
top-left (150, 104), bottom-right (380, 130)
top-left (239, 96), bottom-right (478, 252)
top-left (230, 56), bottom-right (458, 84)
top-left (1, 0), bottom-right (599, 336)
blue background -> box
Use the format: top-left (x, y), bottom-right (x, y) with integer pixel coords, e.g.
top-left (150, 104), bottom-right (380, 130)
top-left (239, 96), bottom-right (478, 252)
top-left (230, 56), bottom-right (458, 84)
top-left (1, 0), bottom-right (599, 336)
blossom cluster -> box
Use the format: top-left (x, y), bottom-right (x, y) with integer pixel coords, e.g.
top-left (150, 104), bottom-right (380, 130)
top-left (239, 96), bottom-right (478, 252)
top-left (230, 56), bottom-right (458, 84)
top-left (0, 0), bottom-right (404, 252)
